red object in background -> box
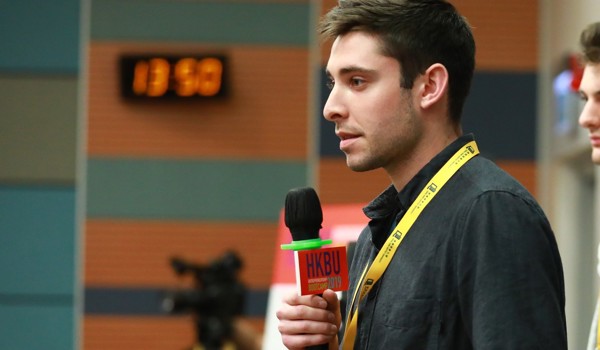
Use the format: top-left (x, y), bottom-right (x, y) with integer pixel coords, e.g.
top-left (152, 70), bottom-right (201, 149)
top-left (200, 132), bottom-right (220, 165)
top-left (570, 54), bottom-right (585, 91)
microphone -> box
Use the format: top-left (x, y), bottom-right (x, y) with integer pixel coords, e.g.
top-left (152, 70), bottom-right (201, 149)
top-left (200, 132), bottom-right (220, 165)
top-left (281, 187), bottom-right (349, 350)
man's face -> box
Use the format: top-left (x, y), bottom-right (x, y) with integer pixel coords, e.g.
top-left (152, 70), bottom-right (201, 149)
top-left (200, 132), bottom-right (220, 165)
top-left (579, 62), bottom-right (600, 164)
top-left (323, 31), bottom-right (422, 173)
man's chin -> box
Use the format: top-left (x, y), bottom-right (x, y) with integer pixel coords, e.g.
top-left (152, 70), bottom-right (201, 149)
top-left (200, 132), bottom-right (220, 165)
top-left (346, 159), bottom-right (376, 172)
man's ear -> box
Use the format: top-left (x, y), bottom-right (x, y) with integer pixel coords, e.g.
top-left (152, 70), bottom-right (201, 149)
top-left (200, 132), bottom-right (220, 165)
top-left (418, 63), bottom-right (449, 110)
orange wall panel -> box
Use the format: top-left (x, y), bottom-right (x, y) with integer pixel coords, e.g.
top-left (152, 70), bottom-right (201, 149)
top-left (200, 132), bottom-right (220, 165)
top-left (495, 160), bottom-right (538, 198)
top-left (454, 0), bottom-right (538, 71)
top-left (88, 42), bottom-right (309, 159)
top-left (319, 158), bottom-right (537, 204)
top-left (319, 0), bottom-right (538, 71)
top-left (84, 316), bottom-right (265, 350)
top-left (85, 220), bottom-right (278, 288)
top-left (84, 316), bottom-right (194, 350)
top-left (318, 158), bottom-right (390, 205)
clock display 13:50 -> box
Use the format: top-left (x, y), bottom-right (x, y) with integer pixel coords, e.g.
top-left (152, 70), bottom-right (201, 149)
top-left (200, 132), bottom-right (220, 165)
top-left (131, 57), bottom-right (224, 97)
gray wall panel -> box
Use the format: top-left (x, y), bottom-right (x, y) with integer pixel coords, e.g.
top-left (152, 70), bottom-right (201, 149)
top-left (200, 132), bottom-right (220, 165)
top-left (87, 158), bottom-right (307, 221)
top-left (91, 0), bottom-right (310, 46)
top-left (0, 76), bottom-right (77, 183)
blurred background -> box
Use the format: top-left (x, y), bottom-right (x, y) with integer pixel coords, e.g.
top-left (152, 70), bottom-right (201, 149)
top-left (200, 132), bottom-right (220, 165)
top-left (0, 0), bottom-right (598, 349)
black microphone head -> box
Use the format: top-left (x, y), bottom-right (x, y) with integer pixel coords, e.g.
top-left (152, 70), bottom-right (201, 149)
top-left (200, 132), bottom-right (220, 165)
top-left (284, 187), bottom-right (323, 241)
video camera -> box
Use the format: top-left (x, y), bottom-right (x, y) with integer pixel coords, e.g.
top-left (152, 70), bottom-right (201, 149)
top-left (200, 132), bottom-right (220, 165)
top-left (163, 250), bottom-right (246, 350)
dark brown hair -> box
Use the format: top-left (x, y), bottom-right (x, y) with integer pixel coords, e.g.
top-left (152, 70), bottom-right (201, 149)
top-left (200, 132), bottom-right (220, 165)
top-left (319, 0), bottom-right (475, 124)
top-left (580, 22), bottom-right (600, 64)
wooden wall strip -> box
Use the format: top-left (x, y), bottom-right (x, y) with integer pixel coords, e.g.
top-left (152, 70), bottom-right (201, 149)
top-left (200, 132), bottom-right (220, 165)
top-left (318, 158), bottom-right (390, 205)
top-left (0, 1), bottom-right (79, 73)
top-left (319, 0), bottom-right (538, 71)
top-left (0, 76), bottom-right (77, 183)
top-left (1, 303), bottom-right (75, 349)
top-left (83, 316), bottom-right (264, 350)
top-left (495, 160), bottom-right (538, 198)
top-left (0, 186), bottom-right (75, 295)
top-left (83, 315), bottom-right (195, 350)
top-left (88, 42), bottom-right (309, 159)
top-left (85, 220), bottom-right (279, 288)
top-left (318, 159), bottom-right (538, 204)
top-left (86, 158), bottom-right (307, 221)
top-left (454, 0), bottom-right (538, 71)
top-left (91, 0), bottom-right (310, 46)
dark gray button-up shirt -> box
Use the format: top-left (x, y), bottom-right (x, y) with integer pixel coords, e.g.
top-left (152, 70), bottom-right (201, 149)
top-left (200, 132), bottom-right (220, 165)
top-left (343, 134), bottom-right (567, 349)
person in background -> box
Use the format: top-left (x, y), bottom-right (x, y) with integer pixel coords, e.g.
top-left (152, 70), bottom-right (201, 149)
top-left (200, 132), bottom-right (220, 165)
top-left (276, 0), bottom-right (567, 349)
top-left (578, 20), bottom-right (600, 350)
top-left (579, 22), bottom-right (600, 165)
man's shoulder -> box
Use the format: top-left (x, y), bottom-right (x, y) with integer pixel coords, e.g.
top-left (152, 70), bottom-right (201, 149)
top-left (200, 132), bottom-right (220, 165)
top-left (461, 156), bottom-right (532, 195)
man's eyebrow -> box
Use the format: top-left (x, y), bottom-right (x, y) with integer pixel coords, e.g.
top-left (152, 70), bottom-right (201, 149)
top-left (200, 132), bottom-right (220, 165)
top-left (325, 66), bottom-right (377, 77)
top-left (579, 87), bottom-right (600, 97)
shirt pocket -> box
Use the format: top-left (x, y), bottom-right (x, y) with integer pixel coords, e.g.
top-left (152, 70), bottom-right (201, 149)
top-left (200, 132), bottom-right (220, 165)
top-left (370, 298), bottom-right (440, 349)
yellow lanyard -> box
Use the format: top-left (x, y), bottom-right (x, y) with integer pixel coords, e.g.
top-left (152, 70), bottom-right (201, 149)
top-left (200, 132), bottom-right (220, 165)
top-left (341, 141), bottom-right (479, 350)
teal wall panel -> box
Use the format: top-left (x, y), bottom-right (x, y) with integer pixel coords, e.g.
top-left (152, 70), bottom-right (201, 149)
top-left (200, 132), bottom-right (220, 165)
top-left (0, 76), bottom-right (78, 184)
top-left (87, 158), bottom-right (307, 221)
top-left (91, 0), bottom-right (310, 45)
top-left (0, 0), bottom-right (80, 73)
top-left (0, 186), bottom-right (76, 295)
top-left (0, 304), bottom-right (74, 349)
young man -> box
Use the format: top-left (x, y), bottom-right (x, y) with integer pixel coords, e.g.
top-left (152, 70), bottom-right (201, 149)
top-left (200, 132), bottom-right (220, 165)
top-left (578, 21), bottom-right (600, 350)
top-left (277, 1), bottom-right (567, 349)
top-left (579, 22), bottom-right (600, 165)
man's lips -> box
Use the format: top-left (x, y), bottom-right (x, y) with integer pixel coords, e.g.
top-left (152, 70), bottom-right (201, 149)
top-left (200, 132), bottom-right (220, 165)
top-left (591, 134), bottom-right (600, 147)
top-left (337, 131), bottom-right (361, 151)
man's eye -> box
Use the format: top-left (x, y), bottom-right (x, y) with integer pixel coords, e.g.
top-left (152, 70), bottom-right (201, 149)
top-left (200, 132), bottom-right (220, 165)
top-left (326, 80), bottom-right (335, 90)
top-left (350, 78), bottom-right (364, 87)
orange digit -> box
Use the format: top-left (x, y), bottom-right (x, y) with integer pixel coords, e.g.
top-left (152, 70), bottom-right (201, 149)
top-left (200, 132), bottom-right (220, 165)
top-left (132, 60), bottom-right (149, 95)
top-left (197, 58), bottom-right (223, 96)
top-left (174, 58), bottom-right (198, 97)
top-left (147, 58), bottom-right (170, 97)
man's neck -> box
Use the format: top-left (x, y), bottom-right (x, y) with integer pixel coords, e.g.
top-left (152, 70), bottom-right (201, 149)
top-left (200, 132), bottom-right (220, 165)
top-left (387, 130), bottom-right (460, 191)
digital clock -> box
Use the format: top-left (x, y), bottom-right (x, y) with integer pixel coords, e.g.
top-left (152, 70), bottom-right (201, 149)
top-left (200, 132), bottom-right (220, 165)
top-left (120, 55), bottom-right (227, 99)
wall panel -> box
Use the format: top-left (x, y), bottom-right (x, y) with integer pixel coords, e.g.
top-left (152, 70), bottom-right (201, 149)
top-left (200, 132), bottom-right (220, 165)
top-left (319, 158), bottom-right (538, 204)
top-left (496, 160), bottom-right (538, 198)
top-left (85, 220), bottom-right (278, 288)
top-left (0, 76), bottom-right (77, 183)
top-left (454, 0), bottom-right (538, 71)
top-left (0, 0), bottom-right (80, 73)
top-left (85, 1), bottom-right (314, 346)
top-left (0, 186), bottom-right (76, 294)
top-left (319, 0), bottom-right (538, 71)
top-left (88, 43), bottom-right (309, 159)
top-left (83, 316), bottom-right (264, 350)
top-left (0, 304), bottom-right (75, 349)
top-left (87, 158), bottom-right (306, 221)
top-left (318, 158), bottom-right (389, 205)
top-left (83, 316), bottom-right (194, 350)
top-left (91, 0), bottom-right (310, 45)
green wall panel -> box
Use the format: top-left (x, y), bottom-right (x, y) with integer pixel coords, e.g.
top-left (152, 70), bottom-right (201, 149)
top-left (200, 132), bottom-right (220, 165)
top-left (0, 0), bottom-right (80, 73)
top-left (0, 76), bottom-right (77, 184)
top-left (0, 186), bottom-right (76, 295)
top-left (87, 158), bottom-right (308, 221)
top-left (91, 0), bottom-right (310, 45)
top-left (0, 305), bottom-right (75, 349)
